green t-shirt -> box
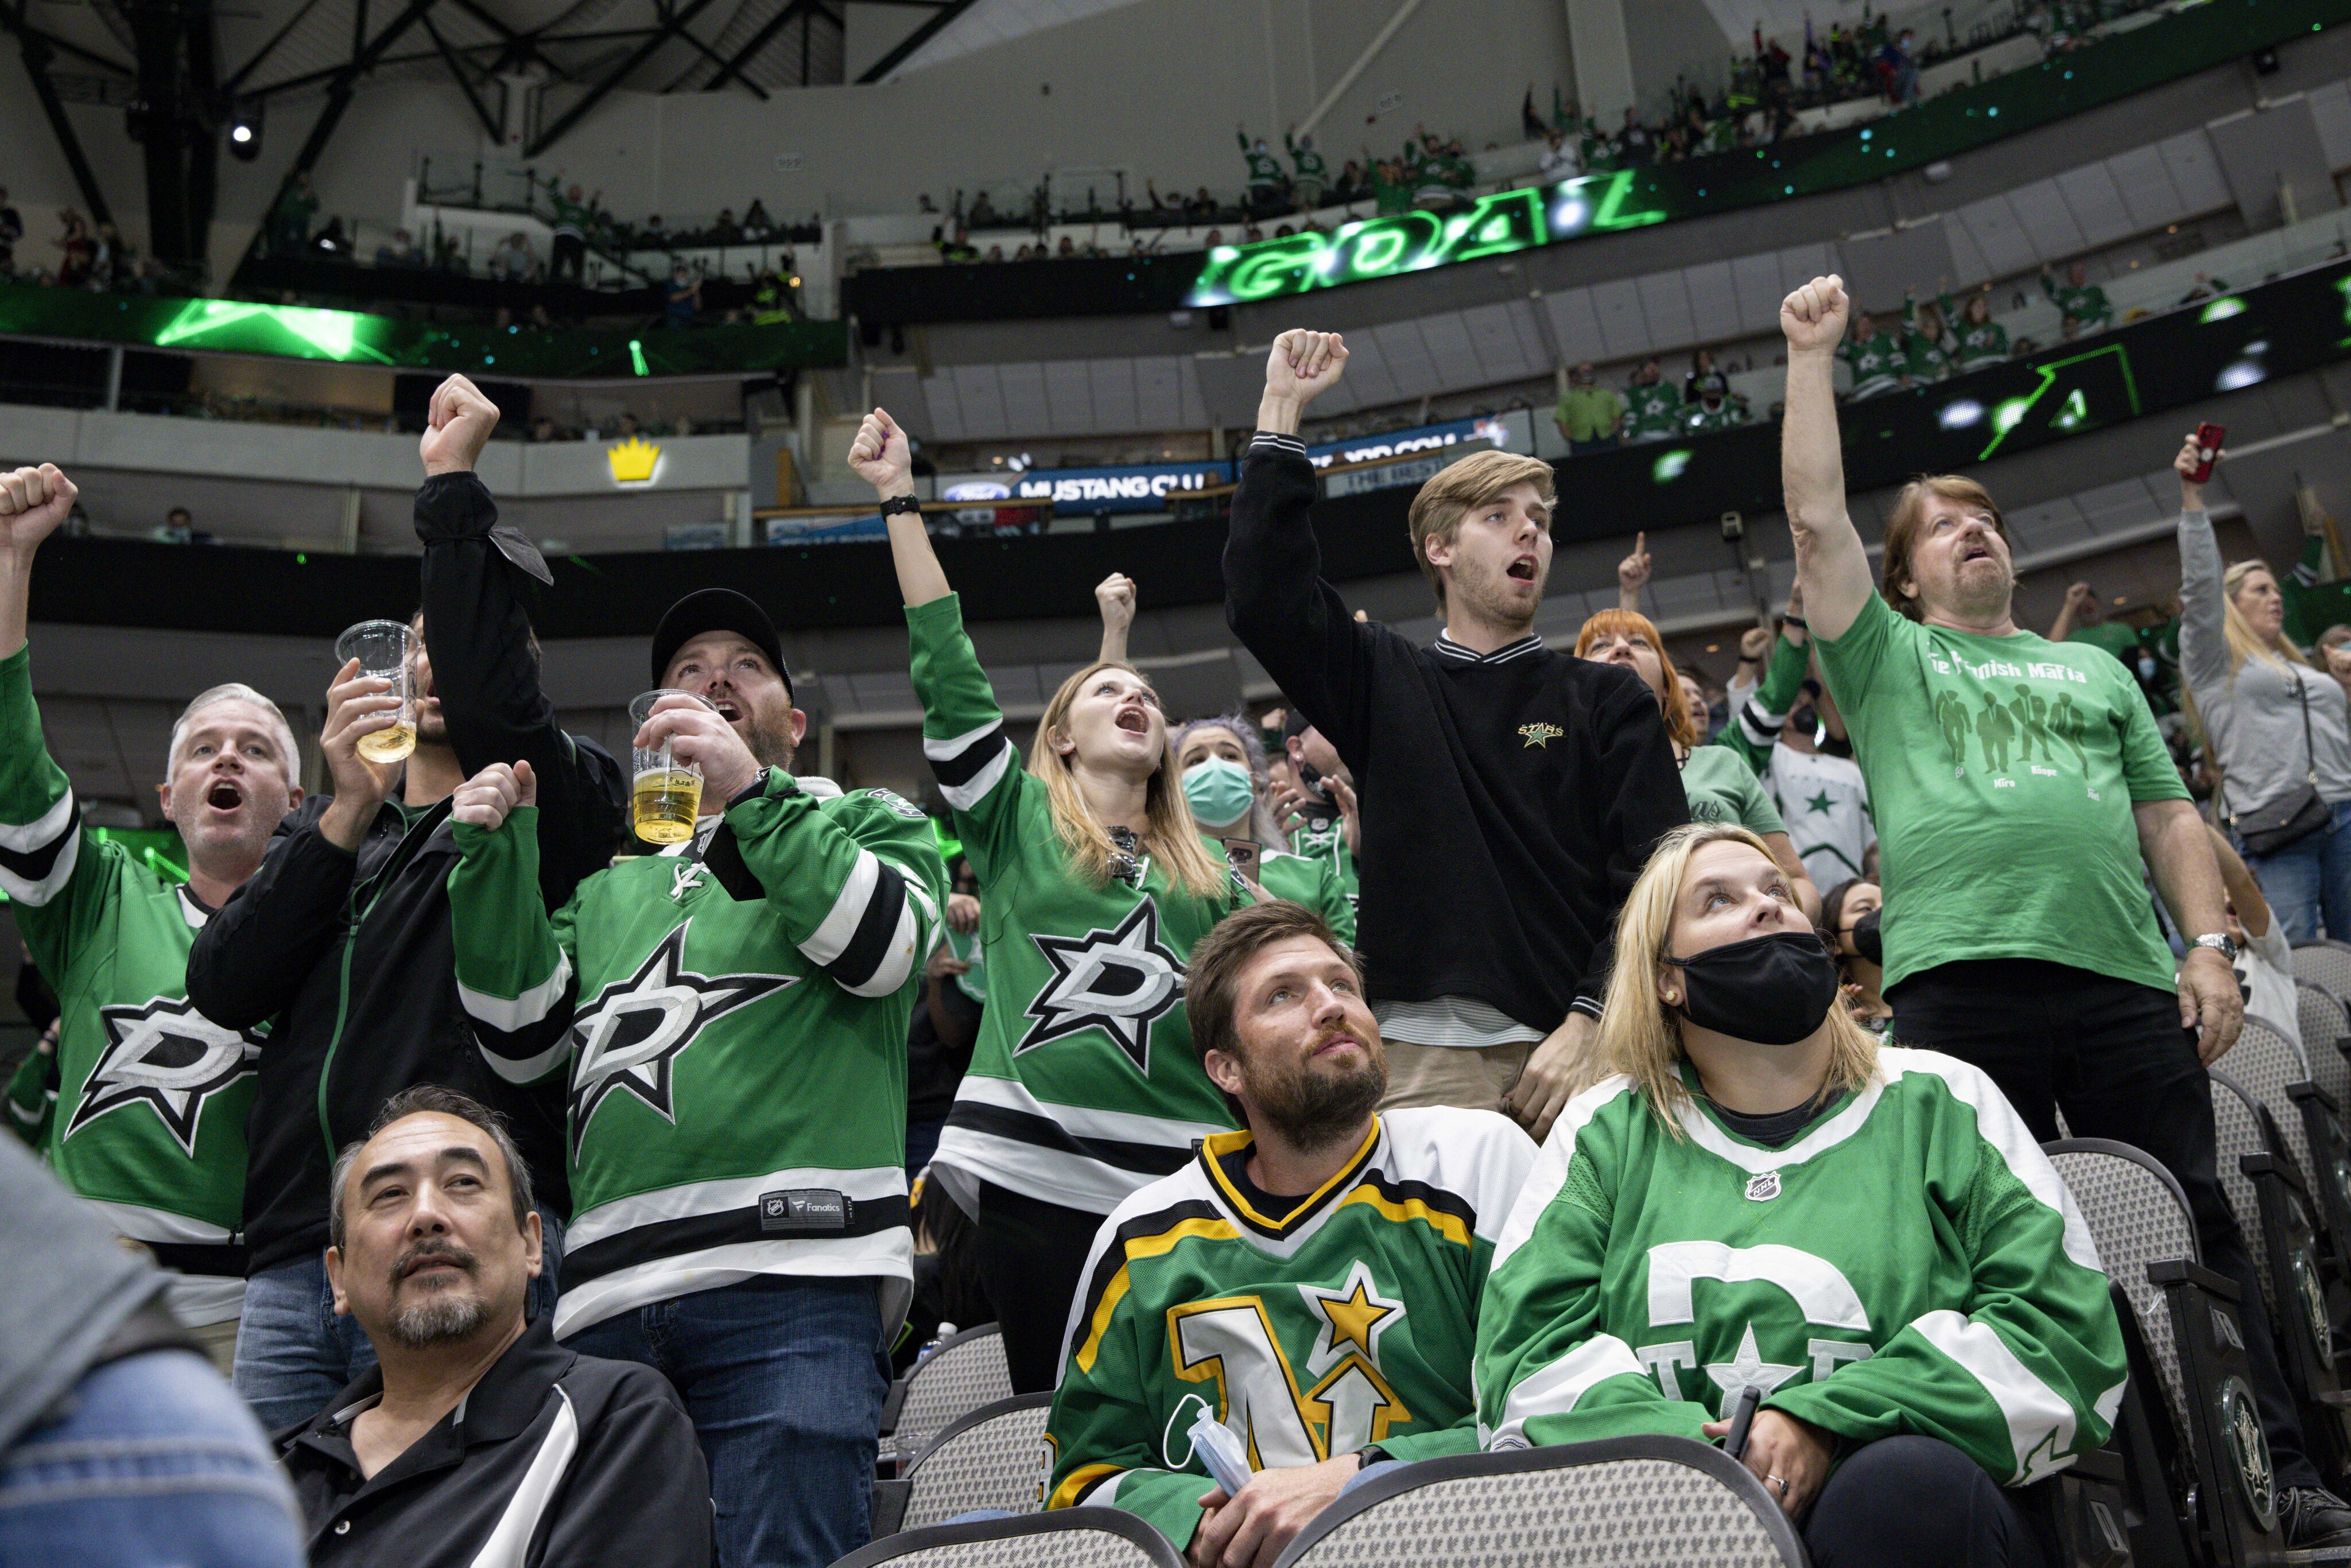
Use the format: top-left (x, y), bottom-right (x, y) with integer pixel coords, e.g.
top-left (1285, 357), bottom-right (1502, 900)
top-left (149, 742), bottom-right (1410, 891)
top-left (1813, 593), bottom-right (2186, 993)
top-left (2065, 622), bottom-right (2140, 662)
top-left (1555, 385), bottom-right (1624, 442)
top-left (1678, 745), bottom-right (1784, 837)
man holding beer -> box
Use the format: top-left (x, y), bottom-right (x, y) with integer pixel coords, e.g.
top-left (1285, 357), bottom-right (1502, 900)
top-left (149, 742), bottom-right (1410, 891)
top-left (185, 374), bottom-right (627, 1433)
top-left (443, 588), bottom-right (947, 1568)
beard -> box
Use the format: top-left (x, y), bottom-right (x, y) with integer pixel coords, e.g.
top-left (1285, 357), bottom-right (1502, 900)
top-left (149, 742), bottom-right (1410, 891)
top-left (740, 708), bottom-right (798, 773)
top-left (1448, 551), bottom-right (1541, 634)
top-left (385, 1242), bottom-right (488, 1349)
top-left (1240, 1035), bottom-right (1388, 1154)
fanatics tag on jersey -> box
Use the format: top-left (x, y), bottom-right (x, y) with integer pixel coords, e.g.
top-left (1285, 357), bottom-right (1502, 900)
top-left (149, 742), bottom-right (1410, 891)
top-left (761, 1189), bottom-right (850, 1232)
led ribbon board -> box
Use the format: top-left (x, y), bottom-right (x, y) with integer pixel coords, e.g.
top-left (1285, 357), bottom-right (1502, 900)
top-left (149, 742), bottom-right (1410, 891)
top-left (0, 284), bottom-right (848, 378)
top-left (1186, 174), bottom-right (1666, 306)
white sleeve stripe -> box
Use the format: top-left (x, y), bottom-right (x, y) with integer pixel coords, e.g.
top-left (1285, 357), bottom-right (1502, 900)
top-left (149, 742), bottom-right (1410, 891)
top-left (1491, 1076), bottom-right (1630, 1269)
top-left (924, 719), bottom-right (1004, 764)
top-left (1911, 1309), bottom-right (2080, 1484)
top-left (0, 828), bottom-right (77, 907)
top-left (478, 1028), bottom-right (573, 1085)
top-left (1884, 1049), bottom-right (2102, 1272)
top-left (457, 950), bottom-right (573, 1034)
top-left (836, 898), bottom-right (920, 999)
top-left (938, 744), bottom-right (1015, 813)
top-left (800, 850), bottom-right (881, 967)
top-left (0, 786), bottom-right (76, 852)
top-left (1485, 1334), bottom-right (1644, 1449)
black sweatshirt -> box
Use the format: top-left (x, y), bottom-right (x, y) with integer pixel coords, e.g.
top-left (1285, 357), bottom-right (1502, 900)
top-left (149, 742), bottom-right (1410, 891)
top-left (281, 1318), bottom-right (712, 1568)
top-left (1224, 433), bottom-right (1687, 1032)
top-left (187, 472), bottom-right (625, 1271)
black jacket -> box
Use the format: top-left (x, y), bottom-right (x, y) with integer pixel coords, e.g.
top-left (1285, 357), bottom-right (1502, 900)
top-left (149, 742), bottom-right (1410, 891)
top-left (1223, 432), bottom-right (1688, 1031)
top-left (281, 1318), bottom-right (712, 1568)
top-left (187, 472), bottom-right (624, 1270)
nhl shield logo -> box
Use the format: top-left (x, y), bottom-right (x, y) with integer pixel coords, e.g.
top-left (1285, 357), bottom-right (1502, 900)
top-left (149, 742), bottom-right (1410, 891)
top-left (1744, 1171), bottom-right (1782, 1202)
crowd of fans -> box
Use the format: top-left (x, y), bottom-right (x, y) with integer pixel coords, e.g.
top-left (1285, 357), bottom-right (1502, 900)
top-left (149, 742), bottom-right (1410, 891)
top-left (6, 270), bottom-right (2351, 1568)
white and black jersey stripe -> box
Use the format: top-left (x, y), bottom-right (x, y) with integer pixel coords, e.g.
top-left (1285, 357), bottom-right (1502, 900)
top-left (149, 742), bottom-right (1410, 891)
top-left (461, 952), bottom-right (579, 1085)
top-left (924, 719), bottom-right (1017, 813)
top-left (1433, 632), bottom-right (1545, 664)
top-left (0, 786), bottom-right (79, 905)
top-left (798, 850), bottom-right (928, 997)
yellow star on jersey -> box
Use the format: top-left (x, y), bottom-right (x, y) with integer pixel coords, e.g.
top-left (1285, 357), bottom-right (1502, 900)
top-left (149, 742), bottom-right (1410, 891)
top-left (1298, 1260), bottom-right (1406, 1376)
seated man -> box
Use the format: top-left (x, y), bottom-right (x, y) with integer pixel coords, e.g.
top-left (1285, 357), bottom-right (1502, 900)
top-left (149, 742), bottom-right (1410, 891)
top-left (1046, 902), bottom-right (1536, 1566)
top-left (1477, 824), bottom-right (2125, 1565)
top-left (278, 1087), bottom-right (710, 1567)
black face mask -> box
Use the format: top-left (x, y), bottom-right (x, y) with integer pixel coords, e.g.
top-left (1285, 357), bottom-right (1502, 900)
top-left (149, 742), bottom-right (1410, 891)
top-left (1667, 932), bottom-right (1842, 1046)
top-left (1847, 907), bottom-right (1882, 965)
top-left (1786, 703), bottom-right (1818, 738)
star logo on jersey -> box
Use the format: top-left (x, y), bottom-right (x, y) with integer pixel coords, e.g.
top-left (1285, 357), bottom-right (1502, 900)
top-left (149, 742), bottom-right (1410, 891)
top-left (568, 922), bottom-right (795, 1156)
top-left (1518, 722), bottom-right (1564, 749)
top-left (1015, 899), bottom-right (1185, 1074)
top-left (63, 995), bottom-right (261, 1156)
top-left (1805, 790), bottom-right (1834, 816)
top-left (1298, 1260), bottom-right (1406, 1376)
top-left (1704, 1322), bottom-right (1803, 1406)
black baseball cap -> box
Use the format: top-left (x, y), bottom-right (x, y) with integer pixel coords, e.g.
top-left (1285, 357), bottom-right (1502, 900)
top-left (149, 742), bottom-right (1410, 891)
top-left (650, 588), bottom-right (793, 700)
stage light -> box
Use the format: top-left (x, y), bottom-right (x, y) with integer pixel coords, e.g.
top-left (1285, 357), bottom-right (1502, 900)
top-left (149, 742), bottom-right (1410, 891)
top-left (227, 99), bottom-right (262, 161)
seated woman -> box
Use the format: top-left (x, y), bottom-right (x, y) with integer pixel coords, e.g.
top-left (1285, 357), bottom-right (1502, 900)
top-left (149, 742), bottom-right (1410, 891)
top-left (1820, 876), bottom-right (1892, 1034)
top-left (1476, 823), bottom-right (2125, 1568)
top-left (1577, 607), bottom-right (1819, 922)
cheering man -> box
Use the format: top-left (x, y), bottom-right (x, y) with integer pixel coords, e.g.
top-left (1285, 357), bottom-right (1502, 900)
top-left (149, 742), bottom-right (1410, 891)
top-left (1779, 272), bottom-right (2351, 1548)
top-left (1225, 330), bottom-right (1686, 1137)
top-left (0, 463), bottom-right (303, 1370)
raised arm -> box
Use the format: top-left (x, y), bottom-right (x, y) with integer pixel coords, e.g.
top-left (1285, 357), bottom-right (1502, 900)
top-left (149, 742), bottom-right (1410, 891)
top-left (415, 374), bottom-right (625, 907)
top-left (2173, 431), bottom-right (2229, 693)
top-left (1780, 276), bottom-right (1873, 641)
top-left (446, 763), bottom-right (579, 1086)
top-left (1616, 532), bottom-right (1651, 614)
top-left (2049, 583), bottom-right (2093, 645)
top-left (848, 408), bottom-right (948, 607)
top-left (1095, 573), bottom-right (1136, 665)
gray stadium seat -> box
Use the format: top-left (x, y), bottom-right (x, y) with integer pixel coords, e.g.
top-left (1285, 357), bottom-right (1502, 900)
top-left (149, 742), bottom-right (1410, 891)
top-left (2047, 1138), bottom-right (2276, 1566)
top-left (1267, 1437), bottom-right (1805, 1568)
top-left (2292, 940), bottom-right (2351, 1012)
top-left (2298, 982), bottom-right (2351, 1107)
top-left (2220, 1021), bottom-right (2323, 1198)
top-left (830, 1508), bottom-right (1182, 1568)
top-left (873, 1393), bottom-right (1052, 1537)
top-left (883, 1324), bottom-right (1012, 1466)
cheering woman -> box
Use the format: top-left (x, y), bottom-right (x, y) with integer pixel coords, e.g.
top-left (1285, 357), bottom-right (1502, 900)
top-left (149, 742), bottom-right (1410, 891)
top-left (848, 408), bottom-right (1252, 1392)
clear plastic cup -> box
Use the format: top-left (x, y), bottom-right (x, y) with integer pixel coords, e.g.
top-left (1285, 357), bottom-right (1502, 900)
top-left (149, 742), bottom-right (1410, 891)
top-left (335, 619), bottom-right (416, 764)
top-left (629, 689), bottom-right (715, 844)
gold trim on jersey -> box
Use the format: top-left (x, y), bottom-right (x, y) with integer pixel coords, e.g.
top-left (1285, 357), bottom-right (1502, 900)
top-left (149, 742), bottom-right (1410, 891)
top-left (1073, 1213), bottom-right (1243, 1374)
top-left (1047, 1461), bottom-right (1123, 1511)
top-left (1199, 1117), bottom-right (1382, 1239)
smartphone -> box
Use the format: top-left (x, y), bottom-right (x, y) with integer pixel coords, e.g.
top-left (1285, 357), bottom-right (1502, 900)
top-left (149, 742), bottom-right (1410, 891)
top-left (1291, 762), bottom-right (1339, 824)
top-left (1722, 1385), bottom-right (1763, 1460)
top-left (2190, 422), bottom-right (2226, 485)
top-left (1222, 839), bottom-right (1262, 876)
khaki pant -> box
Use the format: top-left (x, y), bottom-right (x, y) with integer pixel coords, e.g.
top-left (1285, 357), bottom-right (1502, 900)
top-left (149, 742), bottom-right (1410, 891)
top-left (187, 1316), bottom-right (239, 1377)
top-left (1379, 1039), bottom-right (1534, 1115)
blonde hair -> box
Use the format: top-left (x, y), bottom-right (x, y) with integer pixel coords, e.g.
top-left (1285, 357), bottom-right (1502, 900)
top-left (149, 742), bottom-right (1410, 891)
top-left (1596, 822), bottom-right (1879, 1136)
top-left (1880, 474), bottom-right (2013, 622)
top-left (2217, 558), bottom-right (2311, 678)
top-left (1029, 661), bottom-right (1233, 899)
top-left (1405, 450), bottom-right (1558, 613)
top-left (1574, 608), bottom-right (1697, 747)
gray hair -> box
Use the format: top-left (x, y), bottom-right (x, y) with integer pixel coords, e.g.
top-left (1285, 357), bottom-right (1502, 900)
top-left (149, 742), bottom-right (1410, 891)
top-left (328, 1085), bottom-right (536, 1252)
top-left (167, 683), bottom-right (301, 781)
top-left (1170, 712), bottom-right (1291, 851)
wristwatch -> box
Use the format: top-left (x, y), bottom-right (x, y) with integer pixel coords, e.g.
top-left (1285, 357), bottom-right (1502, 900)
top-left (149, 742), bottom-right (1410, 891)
top-left (880, 492), bottom-right (922, 518)
top-left (2191, 932), bottom-right (2239, 962)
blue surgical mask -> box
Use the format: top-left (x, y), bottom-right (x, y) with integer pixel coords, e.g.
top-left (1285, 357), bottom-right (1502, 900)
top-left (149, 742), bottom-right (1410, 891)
top-left (1182, 758), bottom-right (1257, 829)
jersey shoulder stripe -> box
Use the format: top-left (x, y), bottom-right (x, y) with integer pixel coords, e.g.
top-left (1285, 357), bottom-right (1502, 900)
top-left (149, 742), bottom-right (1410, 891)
top-left (1068, 1191), bottom-right (1236, 1375)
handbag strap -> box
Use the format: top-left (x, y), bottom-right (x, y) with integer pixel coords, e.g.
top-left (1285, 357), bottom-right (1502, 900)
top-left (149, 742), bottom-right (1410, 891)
top-left (2220, 663), bottom-right (2319, 825)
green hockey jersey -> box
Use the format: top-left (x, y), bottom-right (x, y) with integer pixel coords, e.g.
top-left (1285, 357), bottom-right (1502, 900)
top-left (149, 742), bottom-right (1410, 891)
top-left (1475, 1048), bottom-right (2126, 1487)
top-left (1623, 381), bottom-right (1685, 440)
top-left (1840, 336), bottom-right (1902, 398)
top-left (1240, 137), bottom-right (1285, 187)
top-left (1243, 846), bottom-right (1353, 946)
top-left (0, 647), bottom-right (256, 1326)
top-left (1283, 815), bottom-right (1358, 914)
top-left (448, 772), bottom-right (945, 1338)
top-left (910, 594), bottom-right (1251, 1217)
top-left (1046, 1108), bottom-right (1537, 1548)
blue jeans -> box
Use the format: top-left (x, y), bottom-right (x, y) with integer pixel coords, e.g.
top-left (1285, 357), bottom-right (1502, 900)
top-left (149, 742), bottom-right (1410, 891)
top-left (567, 1274), bottom-right (890, 1568)
top-left (0, 1349), bottom-right (305, 1567)
top-left (2243, 799), bottom-right (2351, 941)
top-left (232, 1208), bottom-right (563, 1434)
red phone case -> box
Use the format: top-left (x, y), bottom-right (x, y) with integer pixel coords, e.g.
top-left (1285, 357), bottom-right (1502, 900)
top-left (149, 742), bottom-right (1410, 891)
top-left (2191, 424), bottom-right (2225, 485)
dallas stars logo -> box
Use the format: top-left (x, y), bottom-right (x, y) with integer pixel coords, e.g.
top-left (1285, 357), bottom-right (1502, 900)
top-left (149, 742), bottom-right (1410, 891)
top-left (568, 922), bottom-right (794, 1155)
top-left (64, 995), bottom-right (261, 1155)
top-left (1016, 899), bottom-right (1185, 1074)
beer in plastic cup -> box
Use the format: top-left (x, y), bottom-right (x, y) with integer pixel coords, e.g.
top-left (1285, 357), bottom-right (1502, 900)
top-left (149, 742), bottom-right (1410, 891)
top-left (335, 619), bottom-right (416, 764)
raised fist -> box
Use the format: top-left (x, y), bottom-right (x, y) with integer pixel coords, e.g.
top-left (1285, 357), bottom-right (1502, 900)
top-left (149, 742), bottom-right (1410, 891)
top-left (0, 464), bottom-right (77, 559)
top-left (848, 407), bottom-right (914, 498)
top-left (1263, 329), bottom-right (1349, 406)
top-left (419, 374), bottom-right (501, 476)
top-left (1780, 274), bottom-right (1850, 354)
